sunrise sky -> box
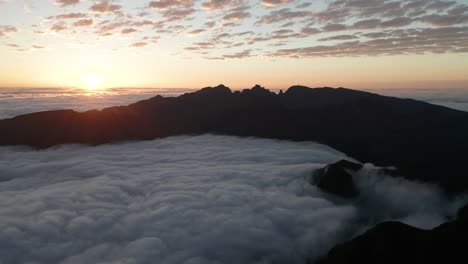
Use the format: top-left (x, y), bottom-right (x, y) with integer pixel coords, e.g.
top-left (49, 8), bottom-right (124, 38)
top-left (0, 0), bottom-right (467, 89)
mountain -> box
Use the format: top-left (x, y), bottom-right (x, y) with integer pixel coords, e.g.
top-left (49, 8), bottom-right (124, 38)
top-left (1, 85), bottom-right (468, 193)
top-left (315, 203), bottom-right (468, 264)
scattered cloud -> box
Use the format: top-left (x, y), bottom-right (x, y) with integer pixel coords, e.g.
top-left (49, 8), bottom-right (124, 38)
top-left (130, 41), bottom-right (147, 47)
top-left (0, 25), bottom-right (18, 37)
top-left (53, 0), bottom-right (80, 7)
top-left (49, 13), bottom-right (87, 20)
top-left (187, 28), bottom-right (206, 35)
top-left (50, 23), bottom-right (67, 32)
top-left (73, 19), bottom-right (93, 27)
top-left (121, 28), bottom-right (138, 34)
top-left (261, 0), bottom-right (292, 7)
top-left (2, 0), bottom-right (468, 59)
top-left (148, 0), bottom-right (193, 10)
top-left (202, 0), bottom-right (246, 11)
top-left (89, 0), bottom-right (122, 14)
top-left (271, 26), bottom-right (468, 57)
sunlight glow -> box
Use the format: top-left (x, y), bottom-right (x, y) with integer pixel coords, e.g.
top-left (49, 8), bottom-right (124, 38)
top-left (81, 75), bottom-right (102, 90)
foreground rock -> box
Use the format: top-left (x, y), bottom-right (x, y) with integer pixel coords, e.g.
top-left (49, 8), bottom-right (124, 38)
top-left (312, 160), bottom-right (362, 198)
top-left (315, 203), bottom-right (468, 264)
top-left (1, 85), bottom-right (468, 193)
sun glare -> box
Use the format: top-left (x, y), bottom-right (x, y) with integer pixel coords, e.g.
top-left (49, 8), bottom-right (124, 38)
top-left (81, 75), bottom-right (102, 90)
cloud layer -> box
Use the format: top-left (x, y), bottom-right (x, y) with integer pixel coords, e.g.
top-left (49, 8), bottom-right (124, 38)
top-left (0, 135), bottom-right (466, 263)
top-left (0, 87), bottom-right (193, 119)
top-left (1, 0), bottom-right (468, 58)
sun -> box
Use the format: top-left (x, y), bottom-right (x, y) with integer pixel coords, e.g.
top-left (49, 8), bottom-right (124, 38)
top-left (81, 74), bottom-right (102, 90)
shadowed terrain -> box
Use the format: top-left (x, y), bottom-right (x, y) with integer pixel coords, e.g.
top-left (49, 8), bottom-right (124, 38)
top-left (1, 85), bottom-right (468, 193)
top-left (316, 203), bottom-right (468, 264)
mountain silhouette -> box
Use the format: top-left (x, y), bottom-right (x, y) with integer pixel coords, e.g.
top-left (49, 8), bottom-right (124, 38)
top-left (316, 202), bottom-right (468, 264)
top-left (1, 85), bottom-right (468, 193)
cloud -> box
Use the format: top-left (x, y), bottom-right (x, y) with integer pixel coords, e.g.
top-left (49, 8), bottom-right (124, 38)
top-left (300, 27), bottom-right (321, 35)
top-left (121, 28), bottom-right (138, 34)
top-left (95, 20), bottom-right (130, 35)
top-left (161, 7), bottom-right (196, 21)
top-left (271, 26), bottom-right (468, 57)
top-left (50, 23), bottom-right (67, 32)
top-left (53, 0), bottom-right (80, 7)
top-left (222, 9), bottom-right (250, 21)
top-left (223, 49), bottom-right (252, 58)
top-left (187, 28), bottom-right (206, 35)
top-left (420, 13), bottom-right (468, 26)
top-left (89, 0), bottom-right (122, 14)
top-left (148, 0), bottom-right (193, 10)
top-left (0, 25), bottom-right (18, 37)
top-left (352, 19), bottom-right (381, 30)
top-left (48, 13), bottom-right (87, 20)
top-left (322, 23), bottom-right (347, 32)
top-left (257, 8), bottom-right (311, 24)
top-left (318, 34), bottom-right (359, 42)
top-left (0, 135), bottom-right (465, 264)
top-left (73, 19), bottom-right (93, 27)
top-left (130, 42), bottom-right (147, 47)
top-left (6, 0), bottom-right (468, 59)
top-left (261, 0), bottom-right (292, 7)
top-left (202, 0), bottom-right (246, 11)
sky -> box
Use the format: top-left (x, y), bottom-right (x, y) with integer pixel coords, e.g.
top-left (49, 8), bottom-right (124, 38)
top-left (0, 0), bottom-right (467, 89)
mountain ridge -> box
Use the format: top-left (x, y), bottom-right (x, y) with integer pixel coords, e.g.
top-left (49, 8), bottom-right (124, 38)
top-left (1, 85), bottom-right (468, 193)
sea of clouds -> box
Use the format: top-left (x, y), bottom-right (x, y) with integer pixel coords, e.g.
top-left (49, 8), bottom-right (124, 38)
top-left (0, 87), bottom-right (194, 119)
top-left (1, 135), bottom-right (466, 264)
top-left (1, 87), bottom-right (468, 119)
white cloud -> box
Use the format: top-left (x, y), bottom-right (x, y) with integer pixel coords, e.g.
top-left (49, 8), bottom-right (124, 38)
top-left (0, 135), bottom-right (465, 263)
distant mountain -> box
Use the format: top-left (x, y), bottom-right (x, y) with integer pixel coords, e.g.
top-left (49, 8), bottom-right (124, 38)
top-left (1, 85), bottom-right (468, 193)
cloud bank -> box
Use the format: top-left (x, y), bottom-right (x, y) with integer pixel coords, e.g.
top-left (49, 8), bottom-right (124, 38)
top-left (0, 87), bottom-right (193, 119)
top-left (0, 135), bottom-right (466, 263)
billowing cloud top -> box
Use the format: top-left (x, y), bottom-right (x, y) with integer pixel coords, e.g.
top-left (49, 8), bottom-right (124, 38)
top-left (1, 0), bottom-right (468, 58)
top-left (1, 134), bottom-right (466, 263)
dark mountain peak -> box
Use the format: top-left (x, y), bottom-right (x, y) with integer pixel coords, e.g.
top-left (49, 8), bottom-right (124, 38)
top-left (252, 84), bottom-right (264, 90)
top-left (195, 84), bottom-right (232, 96)
top-left (241, 84), bottom-right (275, 96)
top-left (215, 84), bottom-right (230, 90)
top-left (285, 86), bottom-right (359, 96)
top-left (285, 85), bottom-right (313, 95)
top-left (312, 159), bottom-right (361, 198)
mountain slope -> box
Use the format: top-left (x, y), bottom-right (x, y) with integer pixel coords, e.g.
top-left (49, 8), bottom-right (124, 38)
top-left (315, 203), bottom-right (468, 264)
